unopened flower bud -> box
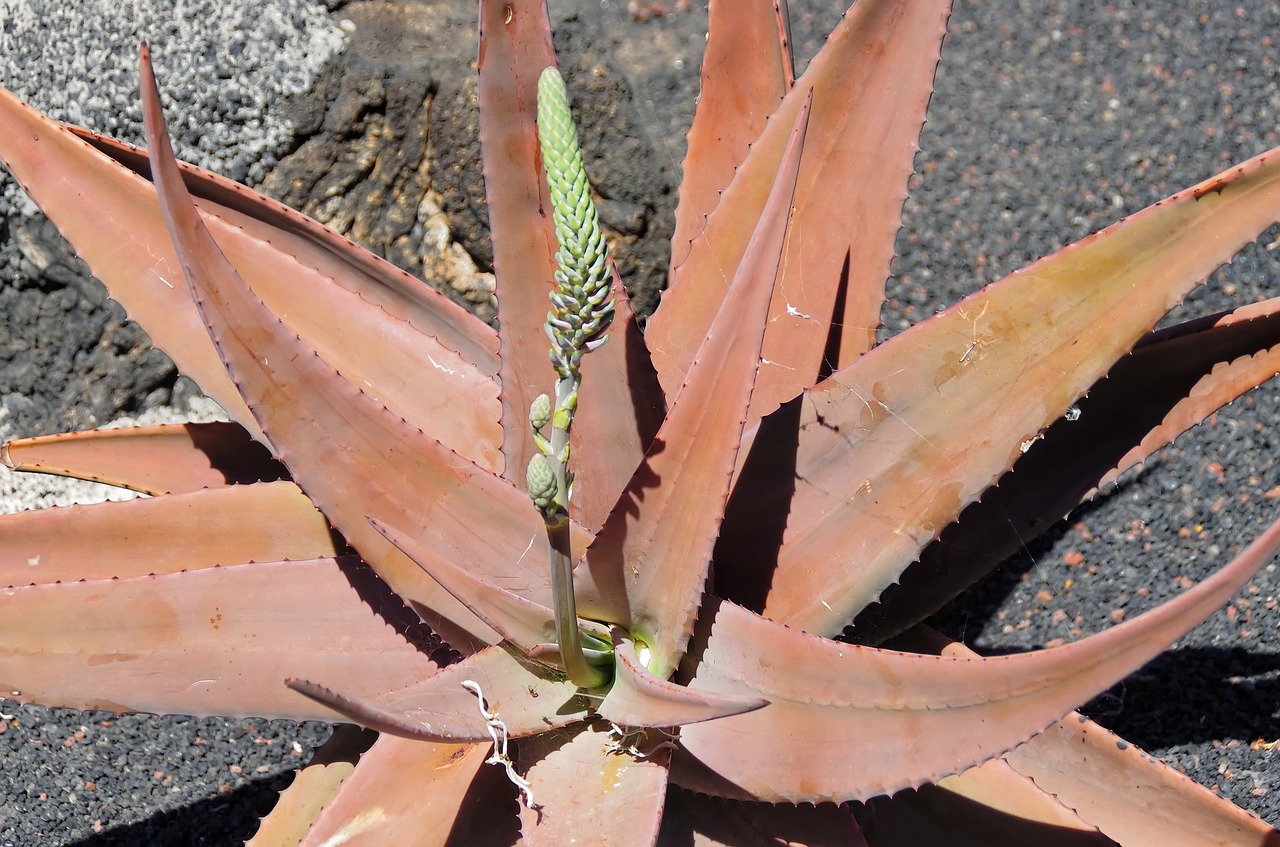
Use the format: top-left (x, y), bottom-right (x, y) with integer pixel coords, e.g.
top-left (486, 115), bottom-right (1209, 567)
top-left (526, 453), bottom-right (558, 514)
top-left (529, 393), bottom-right (553, 431)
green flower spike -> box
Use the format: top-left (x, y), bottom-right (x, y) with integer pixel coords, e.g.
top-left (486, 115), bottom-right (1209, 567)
top-left (525, 65), bottom-right (617, 690)
top-left (537, 65), bottom-right (615, 381)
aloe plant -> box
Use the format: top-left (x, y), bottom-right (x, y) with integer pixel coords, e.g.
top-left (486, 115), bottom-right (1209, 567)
top-left (2, 1), bottom-right (1280, 844)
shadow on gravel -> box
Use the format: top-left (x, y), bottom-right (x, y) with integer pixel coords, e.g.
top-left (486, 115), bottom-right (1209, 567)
top-left (66, 773), bottom-right (286, 847)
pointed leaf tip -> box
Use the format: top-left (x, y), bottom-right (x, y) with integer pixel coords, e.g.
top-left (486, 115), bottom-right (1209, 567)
top-left (598, 631), bottom-right (768, 729)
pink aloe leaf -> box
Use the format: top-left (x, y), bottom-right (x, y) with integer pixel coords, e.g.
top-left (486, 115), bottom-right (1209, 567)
top-left (852, 783), bottom-right (1115, 847)
top-left (891, 634), bottom-right (1280, 847)
top-left (660, 791), bottom-right (870, 847)
top-left (288, 645), bottom-right (589, 743)
top-left (476, 0), bottom-right (559, 485)
top-left (648, 0), bottom-right (951, 420)
top-left (584, 94), bottom-right (810, 679)
top-left (0, 84), bottom-right (503, 469)
top-left (246, 725), bottom-right (378, 847)
top-left (2, 422), bottom-right (283, 495)
top-left (292, 735), bottom-right (497, 847)
top-left (857, 297), bottom-right (1280, 643)
top-left (1005, 714), bottom-right (1280, 846)
top-left (746, 145), bottom-right (1280, 637)
top-left (138, 43), bottom-right (574, 650)
top-left (596, 630), bottom-right (768, 729)
top-left (369, 516), bottom-right (559, 654)
top-left (0, 481), bottom-right (339, 584)
top-left (929, 759), bottom-right (1112, 845)
top-left (67, 125), bottom-right (498, 376)
top-left (678, 514), bottom-right (1280, 802)
top-left (478, 0), bottom-right (661, 529)
top-left (0, 557), bottom-right (439, 721)
top-left (669, 0), bottom-right (791, 271)
top-left (517, 722), bottom-right (669, 847)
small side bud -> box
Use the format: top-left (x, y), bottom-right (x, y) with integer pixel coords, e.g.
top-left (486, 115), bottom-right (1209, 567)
top-left (526, 453), bottom-right (558, 515)
top-left (529, 393), bottom-right (553, 431)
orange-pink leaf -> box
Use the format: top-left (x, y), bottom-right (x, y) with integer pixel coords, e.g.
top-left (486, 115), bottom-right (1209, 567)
top-left (0, 558), bottom-right (438, 721)
top-left (518, 723), bottom-right (669, 847)
top-left (648, 0), bottom-right (951, 420)
top-left (0, 481), bottom-right (338, 584)
top-left (288, 645), bottom-right (589, 743)
top-left (597, 631), bottom-right (767, 729)
top-left (2, 422), bottom-right (281, 495)
top-left (679, 516), bottom-right (1280, 802)
top-left (139, 43), bottom-right (564, 650)
top-left (584, 94), bottom-right (810, 679)
top-left (0, 83), bottom-right (502, 468)
top-left (669, 0), bottom-right (790, 271)
top-left (247, 725), bottom-right (377, 847)
top-left (858, 297), bottom-right (1280, 643)
top-left (295, 735), bottom-right (496, 847)
top-left (754, 144), bottom-right (1280, 636)
top-left (1005, 712), bottom-right (1280, 846)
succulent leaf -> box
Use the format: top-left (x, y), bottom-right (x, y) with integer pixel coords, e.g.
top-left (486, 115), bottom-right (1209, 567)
top-left (744, 145), bottom-right (1280, 637)
top-left (0, 558), bottom-right (437, 721)
top-left (1, 422), bottom-right (282, 495)
top-left (649, 0), bottom-right (952, 422)
top-left (287, 645), bottom-right (590, 743)
top-left (244, 725), bottom-right (377, 847)
top-left (913, 634), bottom-right (1280, 847)
top-left (0, 88), bottom-right (504, 469)
top-left (670, 0), bottom-right (792, 272)
top-left (0, 481), bottom-right (338, 582)
top-left (516, 723), bottom-right (670, 847)
top-left (585, 93), bottom-right (811, 680)
top-left (597, 630), bottom-right (769, 729)
top-left (859, 296), bottom-right (1280, 643)
top-left (681, 515), bottom-right (1280, 802)
top-left (265, 734), bottom-right (496, 847)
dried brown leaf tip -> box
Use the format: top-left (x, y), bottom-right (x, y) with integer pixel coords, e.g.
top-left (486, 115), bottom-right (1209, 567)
top-left (1, 0), bottom-right (1280, 843)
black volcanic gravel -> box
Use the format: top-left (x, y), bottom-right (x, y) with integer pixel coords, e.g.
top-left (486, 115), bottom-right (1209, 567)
top-left (1, 1), bottom-right (1279, 844)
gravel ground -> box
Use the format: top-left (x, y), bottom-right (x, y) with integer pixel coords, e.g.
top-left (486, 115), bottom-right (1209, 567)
top-left (1, 0), bottom-right (1279, 844)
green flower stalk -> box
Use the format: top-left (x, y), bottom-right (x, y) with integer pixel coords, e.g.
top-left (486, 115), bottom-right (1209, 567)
top-left (525, 66), bottom-right (616, 689)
